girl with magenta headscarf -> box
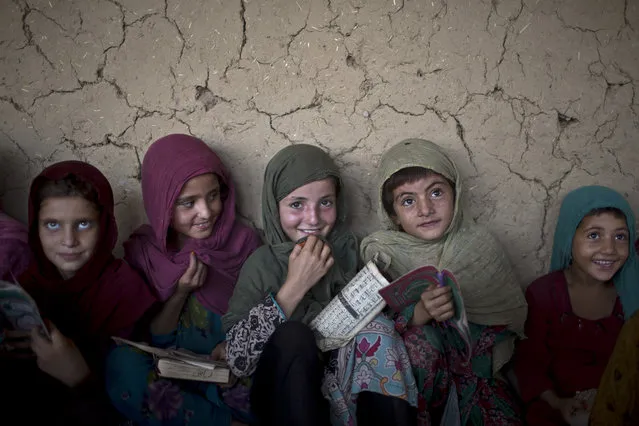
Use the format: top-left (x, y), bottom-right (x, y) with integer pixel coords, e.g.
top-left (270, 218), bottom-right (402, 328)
top-left (0, 206), bottom-right (31, 281)
top-left (106, 134), bottom-right (261, 426)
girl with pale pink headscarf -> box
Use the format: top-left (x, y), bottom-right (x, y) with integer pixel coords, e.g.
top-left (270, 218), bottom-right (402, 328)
top-left (105, 134), bottom-right (261, 426)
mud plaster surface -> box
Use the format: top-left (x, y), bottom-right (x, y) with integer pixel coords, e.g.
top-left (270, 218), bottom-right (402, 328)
top-left (1, 0), bottom-right (637, 285)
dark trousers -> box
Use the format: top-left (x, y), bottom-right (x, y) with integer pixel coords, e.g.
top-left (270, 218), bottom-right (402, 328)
top-left (251, 321), bottom-right (330, 426)
top-left (250, 321), bottom-right (417, 426)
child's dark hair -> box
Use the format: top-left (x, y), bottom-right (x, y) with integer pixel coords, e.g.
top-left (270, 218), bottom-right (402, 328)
top-left (381, 166), bottom-right (455, 217)
top-left (36, 174), bottom-right (100, 211)
top-left (584, 207), bottom-right (626, 221)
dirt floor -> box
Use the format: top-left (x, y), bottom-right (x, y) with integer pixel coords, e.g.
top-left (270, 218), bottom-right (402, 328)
top-left (1, 0), bottom-right (637, 284)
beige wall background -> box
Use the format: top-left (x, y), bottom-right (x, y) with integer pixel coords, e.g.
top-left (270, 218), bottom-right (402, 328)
top-left (1, 0), bottom-right (637, 285)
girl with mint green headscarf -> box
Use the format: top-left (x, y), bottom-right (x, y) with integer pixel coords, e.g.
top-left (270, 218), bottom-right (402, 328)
top-left (515, 185), bottom-right (639, 426)
top-left (223, 144), bottom-right (418, 426)
top-left (361, 138), bottom-right (527, 426)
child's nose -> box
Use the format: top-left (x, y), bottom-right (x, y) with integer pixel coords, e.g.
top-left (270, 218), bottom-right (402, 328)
top-left (62, 228), bottom-right (79, 247)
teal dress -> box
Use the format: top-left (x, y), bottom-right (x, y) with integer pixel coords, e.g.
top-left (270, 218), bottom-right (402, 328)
top-left (105, 295), bottom-right (251, 425)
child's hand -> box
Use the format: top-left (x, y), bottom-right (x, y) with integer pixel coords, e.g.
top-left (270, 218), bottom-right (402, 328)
top-left (31, 322), bottom-right (90, 387)
top-left (284, 235), bottom-right (334, 294)
top-left (409, 300), bottom-right (433, 327)
top-left (421, 284), bottom-right (455, 322)
top-left (0, 329), bottom-right (35, 359)
top-left (210, 341), bottom-right (227, 362)
top-left (557, 397), bottom-right (587, 425)
top-left (176, 252), bottom-right (207, 295)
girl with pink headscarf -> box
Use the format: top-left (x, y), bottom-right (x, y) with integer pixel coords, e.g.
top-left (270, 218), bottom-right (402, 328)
top-left (105, 134), bottom-right (261, 426)
top-left (0, 208), bottom-right (31, 281)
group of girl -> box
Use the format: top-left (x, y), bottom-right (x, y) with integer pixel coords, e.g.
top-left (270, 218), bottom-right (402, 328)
top-left (0, 134), bottom-right (637, 426)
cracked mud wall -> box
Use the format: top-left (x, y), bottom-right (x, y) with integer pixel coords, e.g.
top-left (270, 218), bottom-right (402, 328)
top-left (1, 0), bottom-right (637, 285)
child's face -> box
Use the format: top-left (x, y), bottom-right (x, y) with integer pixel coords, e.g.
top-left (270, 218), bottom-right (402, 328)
top-left (38, 196), bottom-right (100, 280)
top-left (391, 174), bottom-right (455, 241)
top-left (571, 212), bottom-right (630, 283)
top-left (171, 173), bottom-right (222, 243)
top-left (278, 178), bottom-right (337, 242)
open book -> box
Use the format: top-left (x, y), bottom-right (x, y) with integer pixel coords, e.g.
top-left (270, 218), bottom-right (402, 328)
top-left (0, 280), bottom-right (51, 340)
top-left (112, 337), bottom-right (230, 384)
top-left (310, 262), bottom-right (470, 355)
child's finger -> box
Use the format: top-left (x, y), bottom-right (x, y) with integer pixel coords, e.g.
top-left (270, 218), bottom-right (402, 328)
top-left (30, 328), bottom-right (49, 354)
top-left (289, 242), bottom-right (303, 260)
top-left (319, 243), bottom-right (332, 261)
top-left (324, 256), bottom-right (335, 270)
top-left (303, 235), bottom-right (318, 252)
top-left (184, 252), bottom-right (197, 279)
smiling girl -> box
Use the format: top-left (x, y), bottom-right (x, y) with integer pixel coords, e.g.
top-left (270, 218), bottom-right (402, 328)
top-left (223, 144), bottom-right (418, 426)
top-left (105, 134), bottom-right (261, 426)
top-left (515, 186), bottom-right (639, 426)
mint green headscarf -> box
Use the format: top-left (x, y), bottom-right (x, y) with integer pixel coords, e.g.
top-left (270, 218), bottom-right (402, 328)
top-left (222, 144), bottom-right (359, 330)
top-left (550, 185), bottom-right (639, 319)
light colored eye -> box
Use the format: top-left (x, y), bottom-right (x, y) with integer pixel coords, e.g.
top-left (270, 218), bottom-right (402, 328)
top-left (45, 222), bottom-right (60, 231)
top-left (77, 221), bottom-right (92, 230)
top-left (400, 198), bottom-right (414, 207)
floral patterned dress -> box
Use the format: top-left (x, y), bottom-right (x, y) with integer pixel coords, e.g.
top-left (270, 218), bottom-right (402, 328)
top-left (226, 295), bottom-right (418, 425)
top-left (397, 304), bottom-right (522, 426)
top-left (105, 295), bottom-right (251, 426)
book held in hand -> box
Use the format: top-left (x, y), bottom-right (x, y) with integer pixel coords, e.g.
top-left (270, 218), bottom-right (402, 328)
top-left (310, 261), bottom-right (470, 356)
top-left (112, 337), bottom-right (230, 384)
top-left (0, 279), bottom-right (51, 341)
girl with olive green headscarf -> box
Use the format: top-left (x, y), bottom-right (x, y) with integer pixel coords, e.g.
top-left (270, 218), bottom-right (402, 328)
top-left (361, 139), bottom-right (527, 426)
top-left (223, 144), bottom-right (418, 426)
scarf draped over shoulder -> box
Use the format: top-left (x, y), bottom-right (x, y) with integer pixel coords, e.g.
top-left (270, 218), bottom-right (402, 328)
top-left (124, 134), bottom-right (261, 316)
top-left (360, 138), bottom-right (527, 372)
top-left (222, 144), bottom-right (358, 330)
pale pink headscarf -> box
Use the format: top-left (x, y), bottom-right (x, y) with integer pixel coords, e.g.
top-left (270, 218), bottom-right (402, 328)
top-left (0, 209), bottom-right (31, 281)
top-left (124, 134), bottom-right (261, 315)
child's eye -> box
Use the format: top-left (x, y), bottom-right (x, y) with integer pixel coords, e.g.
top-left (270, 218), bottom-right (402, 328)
top-left (289, 201), bottom-right (302, 209)
top-left (45, 222), bottom-right (60, 231)
top-left (177, 200), bottom-right (194, 208)
top-left (207, 191), bottom-right (219, 202)
top-left (400, 198), bottom-right (415, 207)
top-left (431, 188), bottom-right (443, 198)
top-left (615, 233), bottom-right (627, 241)
top-left (320, 199), bottom-right (334, 208)
top-left (77, 221), bottom-right (92, 230)
top-left (587, 232), bottom-right (599, 240)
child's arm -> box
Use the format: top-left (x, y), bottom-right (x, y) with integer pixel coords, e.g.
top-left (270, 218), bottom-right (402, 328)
top-left (150, 252), bottom-right (204, 336)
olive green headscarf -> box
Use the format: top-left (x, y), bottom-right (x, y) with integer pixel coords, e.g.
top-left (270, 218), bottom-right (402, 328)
top-left (222, 144), bottom-right (359, 331)
top-left (360, 138), bottom-right (527, 372)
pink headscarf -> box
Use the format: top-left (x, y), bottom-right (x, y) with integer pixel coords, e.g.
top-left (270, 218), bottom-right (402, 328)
top-left (0, 210), bottom-right (31, 281)
top-left (124, 134), bottom-right (261, 315)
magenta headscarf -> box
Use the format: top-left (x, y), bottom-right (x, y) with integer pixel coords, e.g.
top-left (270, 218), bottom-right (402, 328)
top-left (124, 134), bottom-right (261, 315)
top-left (0, 209), bottom-right (31, 282)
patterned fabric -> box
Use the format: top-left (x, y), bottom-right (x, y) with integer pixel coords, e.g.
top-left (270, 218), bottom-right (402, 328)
top-left (322, 314), bottom-right (418, 425)
top-left (225, 295), bottom-right (285, 377)
top-left (590, 309), bottom-right (639, 426)
top-left (106, 295), bottom-right (250, 426)
top-left (396, 308), bottom-right (522, 426)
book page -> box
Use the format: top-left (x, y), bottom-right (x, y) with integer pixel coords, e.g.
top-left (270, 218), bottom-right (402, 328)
top-left (310, 261), bottom-right (390, 351)
top-left (112, 337), bottom-right (227, 370)
top-left (0, 280), bottom-right (51, 340)
top-left (157, 359), bottom-right (230, 384)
